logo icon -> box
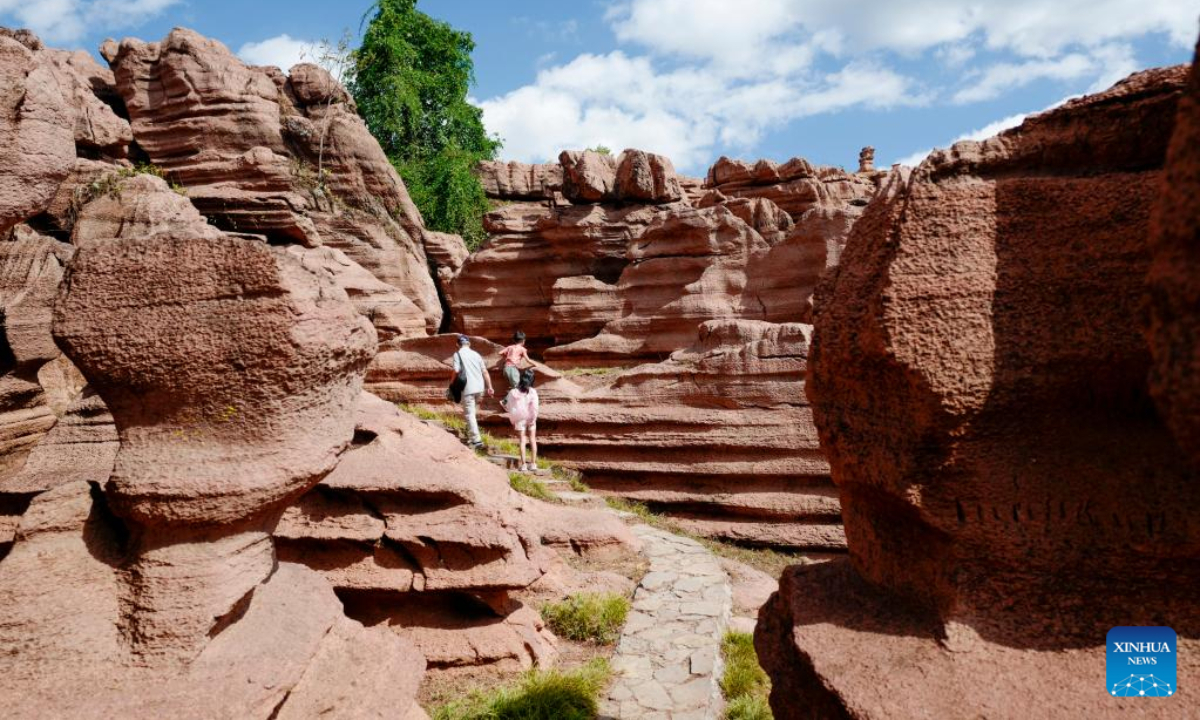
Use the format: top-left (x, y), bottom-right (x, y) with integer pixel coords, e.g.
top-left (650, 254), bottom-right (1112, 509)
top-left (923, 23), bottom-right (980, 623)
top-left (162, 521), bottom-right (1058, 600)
top-left (1107, 626), bottom-right (1176, 697)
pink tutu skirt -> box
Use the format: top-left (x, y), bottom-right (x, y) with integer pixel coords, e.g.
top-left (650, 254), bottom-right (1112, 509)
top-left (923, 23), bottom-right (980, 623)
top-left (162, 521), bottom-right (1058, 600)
top-left (504, 389), bottom-right (538, 430)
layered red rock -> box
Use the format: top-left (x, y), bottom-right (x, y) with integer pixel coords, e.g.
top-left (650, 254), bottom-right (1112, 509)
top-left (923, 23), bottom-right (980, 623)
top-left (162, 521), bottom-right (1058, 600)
top-left (0, 31), bottom-right (74, 234)
top-left (104, 29), bottom-right (439, 337)
top-left (546, 199), bottom-right (834, 365)
top-left (706, 155), bottom-right (874, 221)
top-left (757, 65), bottom-right (1199, 717)
top-left (441, 149), bottom-right (870, 548)
top-left (1, 210), bottom-right (426, 716)
top-left (276, 392), bottom-right (635, 669)
top-left (448, 201), bottom-right (658, 351)
top-left (477, 159), bottom-right (562, 200)
top-left (539, 321), bottom-right (843, 551)
top-left (0, 228), bottom-right (77, 480)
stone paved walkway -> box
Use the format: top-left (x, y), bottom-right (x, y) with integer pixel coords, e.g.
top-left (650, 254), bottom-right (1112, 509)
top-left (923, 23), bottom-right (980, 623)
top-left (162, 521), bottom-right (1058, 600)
top-left (599, 524), bottom-right (733, 720)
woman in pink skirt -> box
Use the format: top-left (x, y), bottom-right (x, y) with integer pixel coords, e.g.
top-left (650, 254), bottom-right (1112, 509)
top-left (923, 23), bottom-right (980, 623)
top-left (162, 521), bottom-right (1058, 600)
top-left (504, 369), bottom-right (539, 471)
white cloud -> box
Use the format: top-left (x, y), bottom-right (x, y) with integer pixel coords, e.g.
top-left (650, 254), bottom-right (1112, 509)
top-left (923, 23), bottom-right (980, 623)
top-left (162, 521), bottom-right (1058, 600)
top-left (608, 0), bottom-right (1196, 61)
top-left (0, 0), bottom-right (178, 44)
top-left (480, 0), bottom-right (1191, 173)
top-left (479, 51), bottom-right (920, 173)
top-left (237, 34), bottom-right (317, 71)
top-left (954, 52), bottom-right (1097, 104)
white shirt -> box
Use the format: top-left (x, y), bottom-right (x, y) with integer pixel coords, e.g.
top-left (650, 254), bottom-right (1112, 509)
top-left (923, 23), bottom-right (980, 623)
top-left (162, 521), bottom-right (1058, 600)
top-left (451, 347), bottom-right (488, 396)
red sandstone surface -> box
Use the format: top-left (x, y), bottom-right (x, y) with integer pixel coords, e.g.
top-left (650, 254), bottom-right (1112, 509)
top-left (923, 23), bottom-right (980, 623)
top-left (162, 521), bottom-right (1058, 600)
top-left (755, 59), bottom-right (1200, 719)
top-left (0, 26), bottom-right (637, 717)
top-left (0, 15), bottom-right (1196, 718)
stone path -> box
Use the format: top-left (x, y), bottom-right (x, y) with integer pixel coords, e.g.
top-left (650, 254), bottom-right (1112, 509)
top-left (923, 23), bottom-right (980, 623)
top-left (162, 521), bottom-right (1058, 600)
top-left (599, 524), bottom-right (733, 720)
top-left (483, 450), bottom-right (736, 718)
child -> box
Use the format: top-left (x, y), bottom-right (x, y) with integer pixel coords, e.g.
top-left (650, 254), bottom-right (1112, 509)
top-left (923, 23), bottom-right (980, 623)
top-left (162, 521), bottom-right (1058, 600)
top-left (498, 331), bottom-right (530, 391)
top-left (503, 369), bottom-right (539, 472)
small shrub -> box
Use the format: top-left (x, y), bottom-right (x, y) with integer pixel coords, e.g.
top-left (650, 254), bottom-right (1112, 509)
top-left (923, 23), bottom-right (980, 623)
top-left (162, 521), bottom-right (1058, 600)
top-left (432, 658), bottom-right (610, 720)
top-left (541, 592), bottom-right (629, 644)
top-left (509, 472), bottom-right (555, 502)
top-left (586, 145), bottom-right (612, 155)
top-left (721, 631), bottom-right (772, 720)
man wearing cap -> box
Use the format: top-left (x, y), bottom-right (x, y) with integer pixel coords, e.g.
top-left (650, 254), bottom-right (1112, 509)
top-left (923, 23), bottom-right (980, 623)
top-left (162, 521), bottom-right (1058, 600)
top-left (449, 334), bottom-right (494, 450)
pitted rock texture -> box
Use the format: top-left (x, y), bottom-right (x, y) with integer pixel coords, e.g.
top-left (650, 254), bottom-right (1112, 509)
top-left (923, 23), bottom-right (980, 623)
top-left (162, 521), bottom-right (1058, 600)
top-left (1149, 39), bottom-right (1200, 467)
top-left (105, 28), bottom-right (440, 336)
top-left (54, 233), bottom-right (377, 526)
top-left (757, 64), bottom-right (1199, 719)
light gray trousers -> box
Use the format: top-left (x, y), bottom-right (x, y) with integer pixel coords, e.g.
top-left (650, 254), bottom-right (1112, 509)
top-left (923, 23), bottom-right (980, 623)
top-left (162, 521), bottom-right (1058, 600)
top-left (462, 392), bottom-right (482, 445)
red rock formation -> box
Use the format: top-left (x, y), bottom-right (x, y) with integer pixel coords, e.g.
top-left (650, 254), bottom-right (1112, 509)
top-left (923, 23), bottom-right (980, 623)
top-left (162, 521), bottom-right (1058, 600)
top-left (757, 65), bottom-right (1199, 718)
top-left (0, 30), bottom-right (74, 234)
top-left (277, 392), bottom-right (635, 669)
top-left (1148, 40), bottom-right (1200, 467)
top-left (546, 200), bottom-right (827, 365)
top-left (439, 149), bottom-right (870, 548)
top-left (0, 228), bottom-right (77, 480)
top-left (540, 320), bottom-right (844, 551)
top-left (448, 201), bottom-right (659, 351)
top-left (477, 159), bottom-right (562, 200)
top-left (104, 29), bottom-right (439, 338)
top-left (0, 216), bottom-right (426, 716)
top-left (706, 155), bottom-right (872, 221)
top-left (558, 148), bottom-right (682, 205)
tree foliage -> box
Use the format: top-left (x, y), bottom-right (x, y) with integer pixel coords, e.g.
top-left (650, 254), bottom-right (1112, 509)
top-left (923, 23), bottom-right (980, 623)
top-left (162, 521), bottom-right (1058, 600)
top-left (351, 0), bottom-right (500, 248)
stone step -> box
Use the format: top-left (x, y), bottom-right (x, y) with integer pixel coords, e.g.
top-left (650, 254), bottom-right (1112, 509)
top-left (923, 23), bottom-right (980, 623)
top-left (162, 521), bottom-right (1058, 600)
top-left (485, 454), bottom-right (523, 469)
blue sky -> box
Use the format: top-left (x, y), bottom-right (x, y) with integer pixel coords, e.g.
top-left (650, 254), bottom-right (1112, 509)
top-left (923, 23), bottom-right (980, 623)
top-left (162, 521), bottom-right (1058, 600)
top-left (3, 1), bottom-right (1196, 175)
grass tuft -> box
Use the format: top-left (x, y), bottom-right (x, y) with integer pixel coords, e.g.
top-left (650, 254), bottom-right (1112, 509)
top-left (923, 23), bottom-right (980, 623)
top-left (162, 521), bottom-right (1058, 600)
top-left (720, 631), bottom-right (773, 720)
top-left (540, 592), bottom-right (630, 645)
top-left (509, 472), bottom-right (556, 502)
top-left (431, 658), bottom-right (610, 720)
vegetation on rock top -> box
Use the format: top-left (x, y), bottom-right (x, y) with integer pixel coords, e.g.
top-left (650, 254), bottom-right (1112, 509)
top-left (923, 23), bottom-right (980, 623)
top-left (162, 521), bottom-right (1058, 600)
top-left (352, 0), bottom-right (500, 249)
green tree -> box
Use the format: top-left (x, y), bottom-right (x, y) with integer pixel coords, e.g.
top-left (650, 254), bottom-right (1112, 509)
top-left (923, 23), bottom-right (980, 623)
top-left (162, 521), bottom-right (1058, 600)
top-left (351, 0), bottom-right (500, 249)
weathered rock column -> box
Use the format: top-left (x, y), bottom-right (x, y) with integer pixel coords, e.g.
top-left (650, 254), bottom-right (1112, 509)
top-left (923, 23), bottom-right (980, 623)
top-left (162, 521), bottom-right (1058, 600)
top-left (757, 64), bottom-right (1200, 718)
top-left (53, 234), bottom-right (376, 659)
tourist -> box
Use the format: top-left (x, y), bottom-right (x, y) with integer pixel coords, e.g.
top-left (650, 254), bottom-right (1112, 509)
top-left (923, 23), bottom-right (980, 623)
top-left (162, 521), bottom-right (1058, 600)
top-left (503, 369), bottom-right (540, 471)
top-left (498, 330), bottom-right (531, 392)
top-left (449, 334), bottom-right (493, 450)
